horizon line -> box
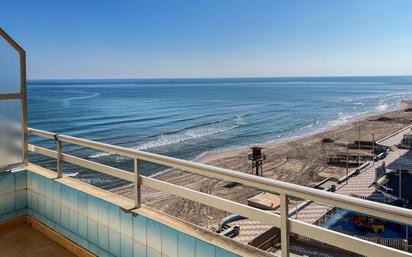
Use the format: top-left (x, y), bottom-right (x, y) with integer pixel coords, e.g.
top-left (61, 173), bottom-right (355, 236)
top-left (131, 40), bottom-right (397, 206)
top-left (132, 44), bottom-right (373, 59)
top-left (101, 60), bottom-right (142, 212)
top-left (27, 74), bottom-right (412, 82)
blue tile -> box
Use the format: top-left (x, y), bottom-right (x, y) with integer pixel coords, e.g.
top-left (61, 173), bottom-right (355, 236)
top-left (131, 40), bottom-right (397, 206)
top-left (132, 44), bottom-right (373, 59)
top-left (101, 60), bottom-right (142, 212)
top-left (133, 215), bottom-right (147, 244)
top-left (45, 195), bottom-right (54, 220)
top-left (109, 204), bottom-right (120, 231)
top-left (0, 192), bottom-right (15, 214)
top-left (120, 211), bottom-right (133, 237)
top-left (120, 235), bottom-right (133, 257)
top-left (27, 171), bottom-right (32, 190)
top-left (31, 191), bottom-right (39, 213)
top-left (87, 195), bottom-right (99, 244)
top-left (78, 192), bottom-right (88, 216)
top-left (147, 247), bottom-right (161, 257)
top-left (53, 199), bottom-right (61, 224)
top-left (53, 181), bottom-right (62, 201)
top-left (98, 199), bottom-right (109, 224)
top-left (215, 248), bottom-right (239, 257)
top-left (44, 177), bottom-right (53, 199)
top-left (87, 243), bottom-right (101, 256)
top-left (16, 208), bottom-right (28, 217)
top-left (133, 241), bottom-right (146, 257)
top-left (61, 226), bottom-right (74, 241)
top-left (69, 187), bottom-right (79, 211)
top-left (109, 228), bottom-right (121, 257)
top-left (88, 195), bottom-right (98, 221)
top-left (88, 218), bottom-right (98, 245)
top-left (61, 203), bottom-right (70, 229)
top-left (147, 220), bottom-right (162, 252)
top-left (44, 217), bottom-right (55, 230)
top-left (195, 239), bottom-right (215, 257)
top-left (37, 175), bottom-right (45, 196)
top-left (27, 190), bottom-right (32, 209)
top-left (14, 170), bottom-right (27, 191)
top-left (31, 210), bottom-right (41, 223)
top-left (15, 190), bottom-right (27, 210)
top-left (98, 200), bottom-right (109, 251)
top-left (109, 205), bottom-right (121, 256)
top-left (76, 236), bottom-right (90, 250)
top-left (52, 183), bottom-right (61, 224)
top-left (31, 173), bottom-right (39, 193)
top-left (69, 189), bottom-right (79, 234)
top-left (97, 249), bottom-right (111, 257)
top-left (161, 226), bottom-right (177, 257)
top-left (0, 172), bottom-right (15, 195)
top-left (70, 233), bottom-right (81, 245)
top-left (178, 233), bottom-right (195, 257)
top-left (78, 213), bottom-right (88, 239)
top-left (61, 185), bottom-right (70, 208)
top-left (0, 211), bottom-right (17, 222)
top-left (38, 194), bottom-right (46, 216)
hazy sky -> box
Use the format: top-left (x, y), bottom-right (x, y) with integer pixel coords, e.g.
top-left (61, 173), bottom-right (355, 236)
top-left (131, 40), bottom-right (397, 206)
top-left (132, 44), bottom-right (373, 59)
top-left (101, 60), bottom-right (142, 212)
top-left (2, 0), bottom-right (412, 79)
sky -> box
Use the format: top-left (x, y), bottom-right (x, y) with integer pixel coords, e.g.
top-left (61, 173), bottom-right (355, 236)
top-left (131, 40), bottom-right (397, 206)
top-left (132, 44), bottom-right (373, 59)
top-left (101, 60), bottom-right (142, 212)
top-left (2, 0), bottom-right (412, 79)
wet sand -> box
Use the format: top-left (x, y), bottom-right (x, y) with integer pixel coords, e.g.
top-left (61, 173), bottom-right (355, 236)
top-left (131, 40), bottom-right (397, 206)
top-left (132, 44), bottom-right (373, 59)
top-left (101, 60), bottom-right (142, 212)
top-left (113, 100), bottom-right (412, 229)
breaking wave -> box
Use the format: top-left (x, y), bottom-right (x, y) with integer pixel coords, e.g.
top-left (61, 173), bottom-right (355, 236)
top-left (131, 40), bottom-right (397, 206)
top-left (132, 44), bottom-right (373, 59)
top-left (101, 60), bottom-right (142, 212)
top-left (375, 103), bottom-right (389, 112)
top-left (89, 125), bottom-right (239, 159)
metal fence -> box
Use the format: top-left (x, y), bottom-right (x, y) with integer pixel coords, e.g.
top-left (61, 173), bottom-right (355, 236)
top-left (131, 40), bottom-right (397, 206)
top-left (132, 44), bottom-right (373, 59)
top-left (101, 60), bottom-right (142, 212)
top-left (355, 235), bottom-right (408, 251)
top-left (28, 127), bottom-right (412, 257)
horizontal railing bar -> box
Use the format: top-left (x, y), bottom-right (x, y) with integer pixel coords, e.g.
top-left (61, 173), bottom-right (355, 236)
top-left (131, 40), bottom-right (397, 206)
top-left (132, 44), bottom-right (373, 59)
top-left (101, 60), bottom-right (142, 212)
top-left (141, 176), bottom-right (281, 228)
top-left (63, 153), bottom-right (134, 182)
top-left (0, 93), bottom-right (21, 100)
top-left (28, 144), bottom-right (56, 158)
top-left (29, 129), bottom-right (56, 139)
top-left (289, 219), bottom-right (412, 257)
top-left (28, 128), bottom-right (412, 226)
top-left (28, 144), bottom-right (134, 182)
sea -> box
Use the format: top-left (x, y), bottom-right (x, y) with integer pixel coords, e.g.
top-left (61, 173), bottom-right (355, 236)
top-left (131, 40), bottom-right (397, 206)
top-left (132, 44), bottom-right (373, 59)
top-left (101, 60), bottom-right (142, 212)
top-left (27, 76), bottom-right (412, 188)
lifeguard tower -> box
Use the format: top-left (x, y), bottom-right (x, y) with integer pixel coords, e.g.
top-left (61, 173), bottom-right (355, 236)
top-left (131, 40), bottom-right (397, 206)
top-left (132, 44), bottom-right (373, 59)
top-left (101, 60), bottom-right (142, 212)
top-left (248, 147), bottom-right (266, 176)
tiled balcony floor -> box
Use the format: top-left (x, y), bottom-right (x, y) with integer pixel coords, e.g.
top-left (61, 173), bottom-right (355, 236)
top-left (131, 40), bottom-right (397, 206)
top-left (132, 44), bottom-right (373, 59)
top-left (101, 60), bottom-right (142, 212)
top-left (0, 223), bottom-right (76, 257)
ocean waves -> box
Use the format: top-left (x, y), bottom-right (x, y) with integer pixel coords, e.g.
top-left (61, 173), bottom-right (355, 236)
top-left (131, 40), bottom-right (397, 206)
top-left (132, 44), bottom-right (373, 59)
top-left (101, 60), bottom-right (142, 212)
top-left (88, 114), bottom-right (247, 159)
top-left (27, 77), bottom-right (412, 179)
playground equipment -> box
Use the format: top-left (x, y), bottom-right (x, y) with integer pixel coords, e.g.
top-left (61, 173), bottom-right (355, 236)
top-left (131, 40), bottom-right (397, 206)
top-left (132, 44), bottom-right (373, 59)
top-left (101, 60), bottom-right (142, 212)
top-left (352, 215), bottom-right (385, 234)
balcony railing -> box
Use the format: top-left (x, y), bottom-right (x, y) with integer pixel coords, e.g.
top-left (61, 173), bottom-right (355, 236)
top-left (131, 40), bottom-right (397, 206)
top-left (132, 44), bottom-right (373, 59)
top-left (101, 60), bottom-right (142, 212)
top-left (28, 127), bottom-right (412, 257)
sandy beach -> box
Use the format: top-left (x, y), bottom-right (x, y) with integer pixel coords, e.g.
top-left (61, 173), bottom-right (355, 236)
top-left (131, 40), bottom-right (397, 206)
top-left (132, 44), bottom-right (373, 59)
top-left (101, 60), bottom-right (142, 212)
top-left (113, 100), bottom-right (412, 229)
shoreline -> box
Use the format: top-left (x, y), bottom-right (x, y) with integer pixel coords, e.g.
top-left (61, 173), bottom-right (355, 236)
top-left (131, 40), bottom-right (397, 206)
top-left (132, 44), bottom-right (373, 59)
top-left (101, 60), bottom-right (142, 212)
top-left (196, 99), bottom-right (411, 164)
top-left (113, 99), bottom-right (412, 228)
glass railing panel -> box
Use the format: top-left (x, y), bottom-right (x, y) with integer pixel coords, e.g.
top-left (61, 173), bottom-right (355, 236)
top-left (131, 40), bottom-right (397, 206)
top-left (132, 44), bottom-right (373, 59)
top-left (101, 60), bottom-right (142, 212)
top-left (0, 99), bottom-right (23, 167)
top-left (0, 34), bottom-right (21, 94)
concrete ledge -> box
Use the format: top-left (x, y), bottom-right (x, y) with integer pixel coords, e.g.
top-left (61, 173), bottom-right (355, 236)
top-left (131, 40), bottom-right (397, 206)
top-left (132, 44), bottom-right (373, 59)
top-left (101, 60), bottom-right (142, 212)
top-left (27, 163), bottom-right (57, 179)
top-left (57, 177), bottom-right (136, 211)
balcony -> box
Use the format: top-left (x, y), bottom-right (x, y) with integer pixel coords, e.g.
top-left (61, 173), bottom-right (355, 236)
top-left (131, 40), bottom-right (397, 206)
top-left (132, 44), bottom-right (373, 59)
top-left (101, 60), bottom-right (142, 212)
top-left (1, 28), bottom-right (412, 257)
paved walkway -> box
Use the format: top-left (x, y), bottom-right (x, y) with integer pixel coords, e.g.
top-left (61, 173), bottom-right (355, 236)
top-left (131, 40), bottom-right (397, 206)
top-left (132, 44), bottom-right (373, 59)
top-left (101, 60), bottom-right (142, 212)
top-left (296, 126), bottom-right (412, 225)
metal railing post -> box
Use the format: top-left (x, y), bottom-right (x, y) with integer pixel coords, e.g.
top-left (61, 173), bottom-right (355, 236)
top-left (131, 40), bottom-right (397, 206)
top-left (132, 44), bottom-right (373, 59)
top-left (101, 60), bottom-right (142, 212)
top-left (56, 139), bottom-right (63, 178)
top-left (280, 193), bottom-right (289, 257)
top-left (134, 158), bottom-right (141, 208)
